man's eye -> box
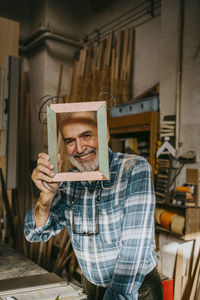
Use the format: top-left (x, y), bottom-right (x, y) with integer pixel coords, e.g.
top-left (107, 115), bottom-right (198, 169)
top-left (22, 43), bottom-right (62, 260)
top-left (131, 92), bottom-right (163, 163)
top-left (84, 134), bottom-right (93, 139)
top-left (65, 140), bottom-right (74, 145)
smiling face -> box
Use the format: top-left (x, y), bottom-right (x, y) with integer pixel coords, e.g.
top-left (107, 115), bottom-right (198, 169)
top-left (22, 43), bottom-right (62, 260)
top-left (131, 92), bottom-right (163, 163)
top-left (60, 111), bottom-right (99, 172)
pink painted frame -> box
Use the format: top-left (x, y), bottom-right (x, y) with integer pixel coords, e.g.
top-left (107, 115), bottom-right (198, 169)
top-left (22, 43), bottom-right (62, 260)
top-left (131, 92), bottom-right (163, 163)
top-left (48, 101), bottom-right (109, 182)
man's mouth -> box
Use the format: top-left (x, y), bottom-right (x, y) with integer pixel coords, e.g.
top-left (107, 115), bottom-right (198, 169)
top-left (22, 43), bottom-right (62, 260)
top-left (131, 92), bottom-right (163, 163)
top-left (73, 149), bottom-right (96, 162)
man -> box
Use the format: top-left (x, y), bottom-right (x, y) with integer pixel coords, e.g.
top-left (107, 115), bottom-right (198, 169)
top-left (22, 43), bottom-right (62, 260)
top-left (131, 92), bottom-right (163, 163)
top-left (24, 111), bottom-right (163, 300)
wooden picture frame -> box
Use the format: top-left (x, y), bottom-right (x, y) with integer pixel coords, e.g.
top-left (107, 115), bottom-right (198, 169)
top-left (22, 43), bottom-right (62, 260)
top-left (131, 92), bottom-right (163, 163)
top-left (47, 101), bottom-right (109, 182)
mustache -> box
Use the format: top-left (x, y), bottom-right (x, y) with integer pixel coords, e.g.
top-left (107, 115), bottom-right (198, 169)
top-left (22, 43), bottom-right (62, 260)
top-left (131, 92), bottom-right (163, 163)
top-left (73, 148), bottom-right (97, 159)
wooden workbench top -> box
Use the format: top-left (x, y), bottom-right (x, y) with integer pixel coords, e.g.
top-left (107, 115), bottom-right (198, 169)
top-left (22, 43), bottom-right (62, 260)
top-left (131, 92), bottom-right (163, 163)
top-left (0, 241), bottom-right (47, 280)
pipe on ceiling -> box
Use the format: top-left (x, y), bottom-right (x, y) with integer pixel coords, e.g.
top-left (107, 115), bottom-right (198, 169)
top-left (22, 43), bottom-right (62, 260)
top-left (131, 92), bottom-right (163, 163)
top-left (19, 30), bottom-right (83, 55)
top-left (87, 0), bottom-right (161, 43)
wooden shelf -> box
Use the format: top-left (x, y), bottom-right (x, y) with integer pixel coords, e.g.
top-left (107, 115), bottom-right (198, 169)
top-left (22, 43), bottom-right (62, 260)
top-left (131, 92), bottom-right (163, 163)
top-left (156, 225), bottom-right (200, 241)
top-left (108, 111), bottom-right (159, 175)
top-left (156, 201), bottom-right (200, 210)
top-left (156, 201), bottom-right (200, 238)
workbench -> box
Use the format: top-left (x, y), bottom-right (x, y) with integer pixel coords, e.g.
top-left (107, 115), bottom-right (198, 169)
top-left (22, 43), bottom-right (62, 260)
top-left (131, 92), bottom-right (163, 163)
top-left (0, 242), bottom-right (86, 299)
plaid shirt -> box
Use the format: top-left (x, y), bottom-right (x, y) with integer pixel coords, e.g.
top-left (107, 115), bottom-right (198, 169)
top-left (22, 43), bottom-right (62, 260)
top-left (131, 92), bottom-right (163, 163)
top-left (24, 149), bottom-right (157, 300)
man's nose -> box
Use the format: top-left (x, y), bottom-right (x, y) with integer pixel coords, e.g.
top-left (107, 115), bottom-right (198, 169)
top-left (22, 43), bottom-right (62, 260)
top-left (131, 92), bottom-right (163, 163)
top-left (76, 139), bottom-right (86, 153)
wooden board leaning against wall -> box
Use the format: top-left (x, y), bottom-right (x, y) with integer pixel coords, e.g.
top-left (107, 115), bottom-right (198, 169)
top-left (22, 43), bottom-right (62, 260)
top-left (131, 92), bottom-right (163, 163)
top-left (0, 17), bottom-right (19, 243)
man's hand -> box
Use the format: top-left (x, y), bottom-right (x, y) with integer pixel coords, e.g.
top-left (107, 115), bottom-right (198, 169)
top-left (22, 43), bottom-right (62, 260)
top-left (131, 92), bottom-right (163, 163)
top-left (31, 152), bottom-right (62, 227)
top-left (32, 152), bottom-right (62, 195)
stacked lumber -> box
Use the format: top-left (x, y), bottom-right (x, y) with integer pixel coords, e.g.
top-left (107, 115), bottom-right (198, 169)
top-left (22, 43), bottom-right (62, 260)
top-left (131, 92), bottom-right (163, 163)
top-left (66, 27), bottom-right (134, 106)
top-left (173, 239), bottom-right (200, 300)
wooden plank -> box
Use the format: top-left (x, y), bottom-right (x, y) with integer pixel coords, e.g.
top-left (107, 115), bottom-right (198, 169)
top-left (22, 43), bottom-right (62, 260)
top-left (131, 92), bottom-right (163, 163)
top-left (6, 56), bottom-right (21, 189)
top-left (121, 28), bottom-right (129, 80)
top-left (47, 107), bottom-right (58, 174)
top-left (195, 275), bottom-right (200, 300)
top-left (186, 168), bottom-right (199, 206)
top-left (174, 248), bottom-right (183, 300)
top-left (0, 17), bottom-right (19, 67)
top-left (189, 252), bottom-right (200, 300)
top-left (0, 168), bottom-right (15, 243)
top-left (127, 27), bottom-right (134, 82)
top-left (185, 208), bottom-right (200, 235)
top-left (0, 17), bottom-right (19, 177)
top-left (181, 258), bottom-right (190, 298)
top-left (108, 111), bottom-right (153, 129)
top-left (97, 41), bottom-right (104, 70)
top-left (50, 101), bottom-right (104, 112)
top-left (104, 34), bottom-right (112, 66)
top-left (18, 72), bottom-right (32, 256)
top-left (66, 67), bottom-right (74, 102)
top-left (80, 48), bottom-right (87, 76)
top-left (110, 48), bottom-right (116, 98)
top-left (97, 102), bottom-right (109, 179)
top-left (52, 170), bottom-right (104, 182)
top-left (56, 64), bottom-right (63, 96)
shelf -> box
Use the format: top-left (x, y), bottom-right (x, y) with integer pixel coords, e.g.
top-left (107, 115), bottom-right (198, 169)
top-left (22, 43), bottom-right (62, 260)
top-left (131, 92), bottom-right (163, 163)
top-left (156, 225), bottom-right (200, 241)
top-left (108, 111), bottom-right (159, 176)
top-left (156, 201), bottom-right (200, 237)
top-left (156, 201), bottom-right (200, 210)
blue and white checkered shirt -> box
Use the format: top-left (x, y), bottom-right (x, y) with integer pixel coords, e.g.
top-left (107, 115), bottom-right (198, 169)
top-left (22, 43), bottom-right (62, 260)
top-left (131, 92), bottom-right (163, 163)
top-left (24, 149), bottom-right (157, 300)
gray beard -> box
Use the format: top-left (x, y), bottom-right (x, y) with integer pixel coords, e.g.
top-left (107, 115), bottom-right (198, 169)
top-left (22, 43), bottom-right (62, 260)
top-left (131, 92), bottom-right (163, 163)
top-left (67, 150), bottom-right (99, 172)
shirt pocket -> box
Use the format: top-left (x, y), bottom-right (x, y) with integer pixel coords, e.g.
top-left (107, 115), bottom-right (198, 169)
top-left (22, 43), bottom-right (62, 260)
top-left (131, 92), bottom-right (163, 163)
top-left (99, 204), bottom-right (122, 245)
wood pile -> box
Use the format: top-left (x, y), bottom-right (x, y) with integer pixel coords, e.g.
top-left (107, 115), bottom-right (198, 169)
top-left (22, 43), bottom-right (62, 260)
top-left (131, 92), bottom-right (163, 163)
top-left (66, 28), bottom-right (134, 106)
top-left (174, 239), bottom-right (200, 300)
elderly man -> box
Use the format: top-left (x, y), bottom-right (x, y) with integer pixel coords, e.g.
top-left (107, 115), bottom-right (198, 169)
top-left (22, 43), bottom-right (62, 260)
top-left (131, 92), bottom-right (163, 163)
top-left (24, 111), bottom-right (163, 300)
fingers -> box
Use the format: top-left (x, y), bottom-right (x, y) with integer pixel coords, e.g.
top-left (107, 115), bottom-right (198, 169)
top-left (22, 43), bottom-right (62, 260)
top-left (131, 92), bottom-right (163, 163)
top-left (33, 152), bottom-right (63, 182)
top-left (31, 152), bottom-right (60, 194)
top-left (32, 153), bottom-right (54, 184)
top-left (32, 168), bottom-right (53, 183)
top-left (58, 153), bottom-right (62, 172)
top-left (37, 154), bottom-right (54, 170)
top-left (37, 164), bottom-right (54, 178)
top-left (38, 152), bottom-right (49, 160)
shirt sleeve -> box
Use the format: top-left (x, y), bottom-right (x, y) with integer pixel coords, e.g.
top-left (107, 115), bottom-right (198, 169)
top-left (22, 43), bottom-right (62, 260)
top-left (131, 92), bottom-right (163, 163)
top-left (103, 159), bottom-right (157, 300)
top-left (24, 189), bottom-right (67, 243)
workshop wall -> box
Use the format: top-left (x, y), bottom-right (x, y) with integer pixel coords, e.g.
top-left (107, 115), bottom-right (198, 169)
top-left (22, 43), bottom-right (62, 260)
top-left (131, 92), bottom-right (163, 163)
top-left (134, 16), bottom-right (160, 97)
top-left (0, 0), bottom-right (31, 37)
top-left (179, 0), bottom-right (200, 194)
top-left (180, 0), bottom-right (200, 160)
top-left (0, 0), bottom-right (199, 174)
top-left (159, 0), bottom-right (200, 192)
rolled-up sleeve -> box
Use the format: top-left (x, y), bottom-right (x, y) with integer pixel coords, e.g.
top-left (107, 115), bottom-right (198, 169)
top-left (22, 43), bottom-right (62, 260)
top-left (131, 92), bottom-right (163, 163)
top-left (24, 189), bottom-right (67, 243)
